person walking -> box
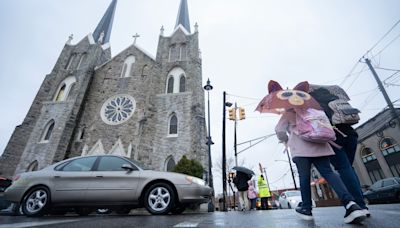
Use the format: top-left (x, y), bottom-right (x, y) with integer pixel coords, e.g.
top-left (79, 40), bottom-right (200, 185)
top-left (233, 171), bottom-right (251, 211)
top-left (276, 109), bottom-right (366, 223)
top-left (309, 87), bottom-right (370, 217)
top-left (258, 175), bottom-right (271, 210)
top-left (247, 179), bottom-right (258, 210)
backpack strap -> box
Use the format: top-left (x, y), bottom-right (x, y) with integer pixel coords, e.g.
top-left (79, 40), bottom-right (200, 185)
top-left (332, 126), bottom-right (347, 137)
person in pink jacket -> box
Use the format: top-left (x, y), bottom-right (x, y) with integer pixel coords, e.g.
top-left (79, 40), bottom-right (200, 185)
top-left (276, 109), bottom-right (366, 224)
top-left (247, 179), bottom-right (258, 210)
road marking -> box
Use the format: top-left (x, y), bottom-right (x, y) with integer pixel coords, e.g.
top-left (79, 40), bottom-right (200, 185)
top-left (0, 219), bottom-right (80, 228)
top-left (173, 222), bottom-right (199, 227)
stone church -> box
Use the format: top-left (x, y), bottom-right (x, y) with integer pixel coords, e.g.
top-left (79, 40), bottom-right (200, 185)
top-left (0, 0), bottom-right (208, 178)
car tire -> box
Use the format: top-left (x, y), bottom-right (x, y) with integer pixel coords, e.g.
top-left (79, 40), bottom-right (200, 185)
top-left (171, 204), bottom-right (186, 215)
top-left (75, 207), bottom-right (92, 216)
top-left (144, 182), bottom-right (175, 215)
top-left (22, 186), bottom-right (51, 217)
top-left (287, 203), bottom-right (291, 209)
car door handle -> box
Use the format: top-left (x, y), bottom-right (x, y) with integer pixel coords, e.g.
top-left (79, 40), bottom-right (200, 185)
top-left (96, 175), bottom-right (104, 178)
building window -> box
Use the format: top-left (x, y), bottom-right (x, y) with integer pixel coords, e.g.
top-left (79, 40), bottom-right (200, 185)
top-left (40, 120), bottom-right (55, 143)
top-left (361, 147), bottom-right (376, 163)
top-left (167, 77), bottom-right (174, 93)
top-left (27, 160), bottom-right (39, 172)
top-left (165, 67), bottom-right (186, 94)
top-left (165, 156), bottom-right (176, 171)
top-left (179, 75), bottom-right (186, 92)
top-left (55, 84), bottom-right (66, 102)
top-left (76, 53), bottom-right (86, 69)
top-left (120, 55), bottom-right (135, 78)
top-left (141, 65), bottom-right (149, 76)
top-left (180, 44), bottom-right (187, 61)
top-left (169, 114), bottom-right (178, 135)
top-left (53, 76), bottom-right (77, 102)
top-left (100, 94), bottom-right (136, 125)
top-left (65, 54), bottom-right (76, 70)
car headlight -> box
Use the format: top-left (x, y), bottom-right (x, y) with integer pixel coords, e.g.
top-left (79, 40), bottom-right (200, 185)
top-left (185, 176), bottom-right (206, 186)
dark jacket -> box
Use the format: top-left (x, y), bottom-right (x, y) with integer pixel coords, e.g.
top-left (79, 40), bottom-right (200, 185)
top-left (233, 171), bottom-right (251, 191)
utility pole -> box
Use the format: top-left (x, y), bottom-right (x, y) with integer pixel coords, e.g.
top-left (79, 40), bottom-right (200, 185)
top-left (222, 91), bottom-right (228, 212)
top-left (364, 58), bottom-right (400, 125)
top-left (285, 149), bottom-right (298, 190)
top-left (234, 103), bottom-right (238, 167)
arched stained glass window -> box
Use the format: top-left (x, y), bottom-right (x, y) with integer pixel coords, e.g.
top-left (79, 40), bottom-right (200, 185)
top-left (27, 160), bottom-right (39, 172)
top-left (121, 55), bottom-right (135, 78)
top-left (169, 115), bottom-right (178, 135)
top-left (41, 120), bottom-right (55, 142)
top-left (55, 84), bottom-right (66, 102)
top-left (166, 157), bottom-right (176, 171)
top-left (179, 75), bottom-right (186, 92)
top-left (167, 77), bottom-right (174, 93)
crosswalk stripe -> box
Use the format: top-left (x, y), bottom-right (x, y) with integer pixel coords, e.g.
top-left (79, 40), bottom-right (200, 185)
top-left (173, 222), bottom-right (199, 227)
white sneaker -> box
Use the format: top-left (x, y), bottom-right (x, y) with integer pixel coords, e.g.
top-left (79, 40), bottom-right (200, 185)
top-left (344, 201), bottom-right (366, 224)
top-left (362, 209), bottom-right (371, 217)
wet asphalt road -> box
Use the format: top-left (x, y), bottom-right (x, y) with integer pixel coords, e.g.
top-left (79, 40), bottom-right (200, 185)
top-left (1, 204), bottom-right (399, 228)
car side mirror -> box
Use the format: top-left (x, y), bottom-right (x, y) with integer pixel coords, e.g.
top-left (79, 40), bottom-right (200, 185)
top-left (121, 164), bottom-right (135, 171)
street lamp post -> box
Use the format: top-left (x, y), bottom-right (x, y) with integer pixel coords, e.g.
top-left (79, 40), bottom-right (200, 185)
top-left (203, 78), bottom-right (214, 212)
top-left (222, 91), bottom-right (232, 212)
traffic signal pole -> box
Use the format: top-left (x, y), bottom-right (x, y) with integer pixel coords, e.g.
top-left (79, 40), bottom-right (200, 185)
top-left (234, 103), bottom-right (238, 167)
top-left (222, 91), bottom-right (227, 212)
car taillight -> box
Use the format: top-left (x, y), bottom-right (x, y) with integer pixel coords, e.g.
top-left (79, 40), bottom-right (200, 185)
top-left (13, 175), bottom-right (20, 181)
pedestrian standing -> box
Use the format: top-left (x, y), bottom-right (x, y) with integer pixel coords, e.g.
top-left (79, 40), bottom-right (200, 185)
top-left (247, 179), bottom-right (258, 210)
top-left (233, 171), bottom-right (251, 211)
top-left (258, 175), bottom-right (271, 210)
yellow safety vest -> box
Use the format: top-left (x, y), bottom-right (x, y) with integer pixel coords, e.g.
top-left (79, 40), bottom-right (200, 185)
top-left (258, 176), bottom-right (271, 198)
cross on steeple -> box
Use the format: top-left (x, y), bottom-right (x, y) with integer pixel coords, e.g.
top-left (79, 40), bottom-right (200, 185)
top-left (132, 33), bottom-right (140, 44)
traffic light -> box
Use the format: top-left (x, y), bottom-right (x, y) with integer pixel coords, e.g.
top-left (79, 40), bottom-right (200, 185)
top-left (239, 107), bottom-right (246, 120)
top-left (228, 108), bottom-right (236, 120)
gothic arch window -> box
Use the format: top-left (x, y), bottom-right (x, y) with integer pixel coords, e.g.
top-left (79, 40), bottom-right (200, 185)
top-left (76, 53), bottom-right (86, 69)
top-left (380, 137), bottom-right (397, 151)
top-left (27, 160), bottom-right (39, 172)
top-left (167, 76), bottom-right (174, 93)
top-left (141, 65), bottom-right (149, 77)
top-left (121, 55), bottom-right (135, 78)
top-left (165, 156), bottom-right (176, 171)
top-left (40, 120), bottom-right (55, 143)
top-left (179, 75), bottom-right (186, 92)
top-left (180, 44), bottom-right (187, 61)
top-left (53, 76), bottom-right (77, 102)
top-left (168, 114), bottom-right (178, 136)
top-left (165, 67), bottom-right (186, 94)
top-left (65, 54), bottom-right (76, 70)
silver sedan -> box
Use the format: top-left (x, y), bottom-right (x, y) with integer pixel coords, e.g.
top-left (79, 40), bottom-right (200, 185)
top-left (4, 155), bottom-right (212, 216)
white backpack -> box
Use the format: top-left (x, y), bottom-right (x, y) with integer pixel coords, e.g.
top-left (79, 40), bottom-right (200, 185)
top-left (328, 99), bottom-right (360, 125)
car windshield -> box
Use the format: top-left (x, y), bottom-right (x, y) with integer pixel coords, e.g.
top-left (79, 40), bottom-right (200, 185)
top-left (126, 158), bottom-right (151, 170)
top-left (285, 191), bottom-right (301, 197)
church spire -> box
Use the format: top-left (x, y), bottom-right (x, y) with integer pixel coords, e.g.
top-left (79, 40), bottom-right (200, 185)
top-left (175, 0), bottom-right (191, 33)
top-left (93, 0), bottom-right (117, 44)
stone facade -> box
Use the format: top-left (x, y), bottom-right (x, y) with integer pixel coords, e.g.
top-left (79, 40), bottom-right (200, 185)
top-left (0, 10), bottom-right (208, 178)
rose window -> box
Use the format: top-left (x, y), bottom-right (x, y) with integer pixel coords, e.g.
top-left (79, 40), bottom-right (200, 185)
top-left (101, 95), bottom-right (136, 125)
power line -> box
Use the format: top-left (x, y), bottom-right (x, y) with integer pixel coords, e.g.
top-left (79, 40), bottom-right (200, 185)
top-left (375, 67), bottom-right (400, 72)
top-left (227, 93), bottom-right (261, 101)
top-left (365, 18), bottom-right (400, 55)
top-left (372, 32), bottom-right (400, 58)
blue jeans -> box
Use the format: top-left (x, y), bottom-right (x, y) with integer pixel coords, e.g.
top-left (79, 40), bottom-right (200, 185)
top-left (330, 135), bottom-right (366, 209)
top-left (293, 156), bottom-right (355, 211)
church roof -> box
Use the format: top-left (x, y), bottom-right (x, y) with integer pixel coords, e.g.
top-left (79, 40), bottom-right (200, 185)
top-left (175, 0), bottom-right (191, 33)
top-left (93, 0), bottom-right (117, 44)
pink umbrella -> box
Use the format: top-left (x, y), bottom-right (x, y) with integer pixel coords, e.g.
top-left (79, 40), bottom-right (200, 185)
top-left (255, 80), bottom-right (322, 114)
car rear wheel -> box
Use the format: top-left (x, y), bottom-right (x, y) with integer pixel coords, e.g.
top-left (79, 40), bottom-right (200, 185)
top-left (144, 183), bottom-right (175, 215)
top-left (287, 203), bottom-right (291, 209)
top-left (22, 186), bottom-right (51, 217)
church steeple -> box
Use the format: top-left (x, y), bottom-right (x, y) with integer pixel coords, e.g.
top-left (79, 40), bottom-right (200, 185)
top-left (93, 0), bottom-right (117, 44)
top-left (174, 0), bottom-right (191, 33)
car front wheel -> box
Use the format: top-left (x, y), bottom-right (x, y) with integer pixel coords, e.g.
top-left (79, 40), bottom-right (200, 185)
top-left (144, 183), bottom-right (175, 215)
top-left (22, 186), bottom-right (51, 217)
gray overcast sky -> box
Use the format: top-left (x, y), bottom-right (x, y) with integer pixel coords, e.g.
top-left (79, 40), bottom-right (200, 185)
top-left (0, 0), bottom-right (400, 194)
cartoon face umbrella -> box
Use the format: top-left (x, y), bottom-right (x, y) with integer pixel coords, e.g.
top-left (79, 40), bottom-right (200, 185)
top-left (255, 80), bottom-right (322, 114)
